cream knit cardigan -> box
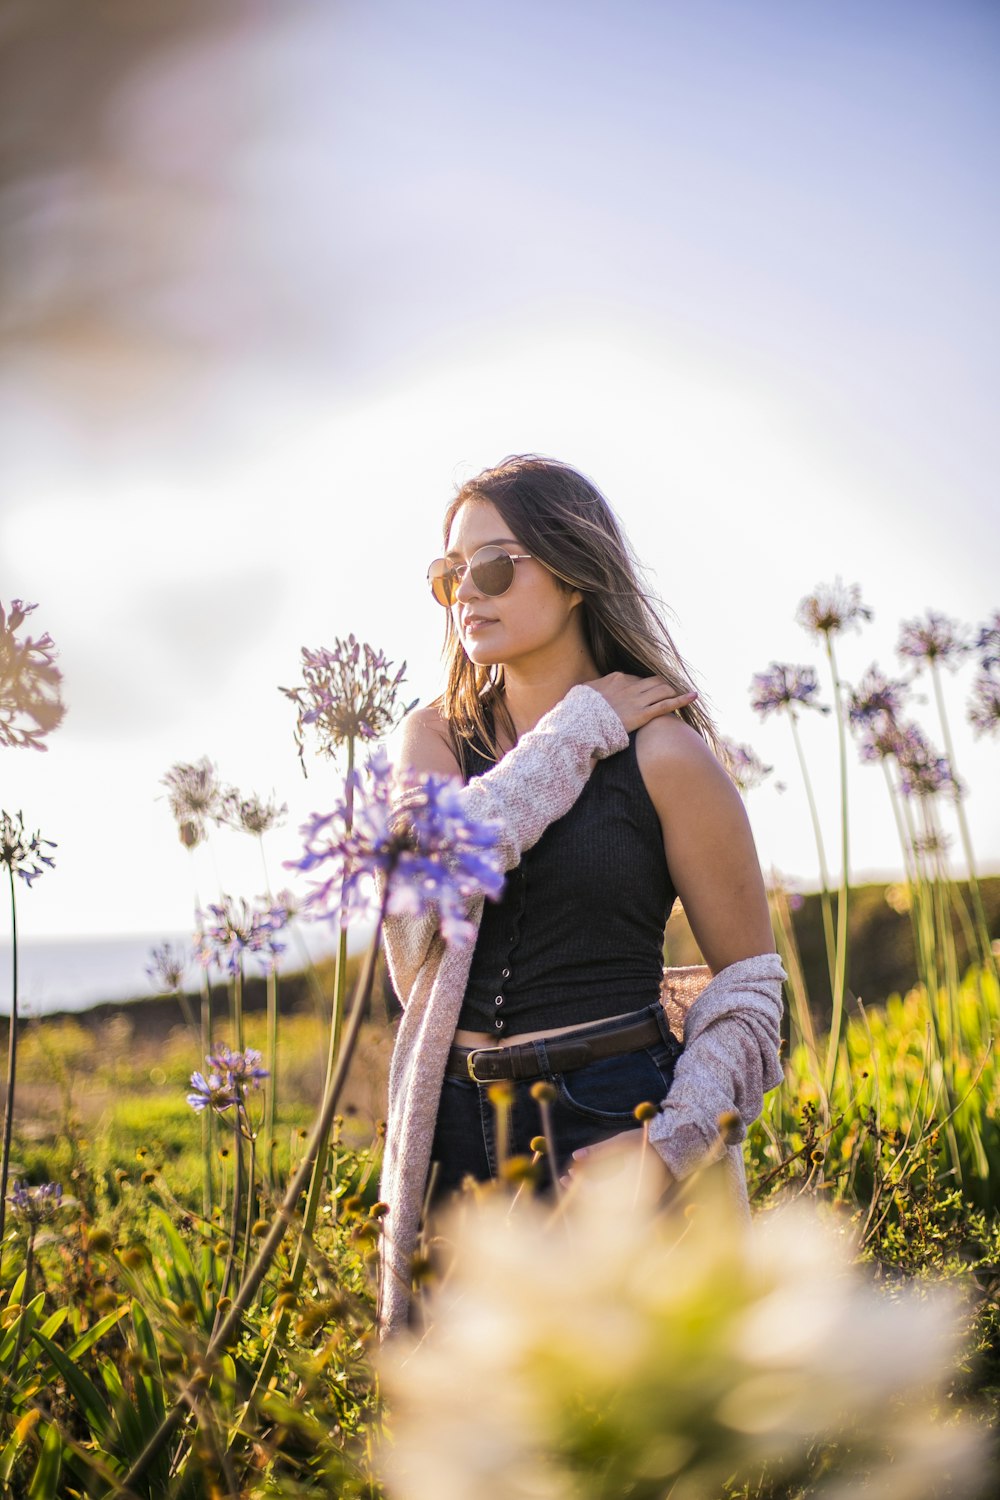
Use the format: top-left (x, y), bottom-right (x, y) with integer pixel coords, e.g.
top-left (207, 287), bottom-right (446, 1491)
top-left (377, 685), bottom-right (786, 1337)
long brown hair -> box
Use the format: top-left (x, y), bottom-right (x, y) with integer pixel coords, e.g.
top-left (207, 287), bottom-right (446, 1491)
top-left (436, 455), bottom-right (720, 767)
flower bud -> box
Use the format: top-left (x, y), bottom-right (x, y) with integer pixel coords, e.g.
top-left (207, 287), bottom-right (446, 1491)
top-left (634, 1101), bottom-right (659, 1122)
top-left (530, 1080), bottom-right (557, 1104)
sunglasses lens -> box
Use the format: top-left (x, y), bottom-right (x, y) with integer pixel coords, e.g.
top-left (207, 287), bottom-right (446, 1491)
top-left (427, 559), bottom-right (456, 607)
top-left (470, 546), bottom-right (515, 596)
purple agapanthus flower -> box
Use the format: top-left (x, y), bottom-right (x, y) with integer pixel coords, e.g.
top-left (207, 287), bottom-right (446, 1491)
top-left (288, 747), bottom-right (505, 947)
top-left (0, 810), bottom-right (56, 886)
top-left (0, 599), bottom-right (66, 751)
top-left (968, 668), bottom-right (1000, 739)
top-left (194, 895), bottom-right (288, 976)
top-left (7, 1181), bottom-right (64, 1225)
top-left (217, 789), bottom-right (288, 837)
top-left (796, 579), bottom-right (873, 638)
top-left (146, 940), bottom-right (188, 994)
top-left (896, 611), bottom-right (970, 671)
top-left (208, 1043), bottom-right (269, 1087)
top-left (895, 727), bottom-right (958, 799)
top-left (847, 665), bottom-right (909, 728)
top-left (187, 1069), bottom-right (239, 1113)
top-left (187, 1045), bottom-right (268, 1114)
top-left (718, 736), bottom-right (773, 794)
top-left (280, 636), bottom-right (416, 776)
top-left (974, 612), bottom-right (1000, 671)
top-left (161, 757), bottom-right (224, 850)
top-left (749, 664), bottom-right (828, 719)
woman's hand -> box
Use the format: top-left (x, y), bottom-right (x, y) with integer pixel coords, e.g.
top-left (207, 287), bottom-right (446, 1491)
top-left (559, 1130), bottom-right (676, 1189)
top-left (587, 673), bottom-right (698, 733)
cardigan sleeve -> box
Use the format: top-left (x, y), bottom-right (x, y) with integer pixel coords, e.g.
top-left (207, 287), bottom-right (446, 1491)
top-left (381, 684), bottom-right (629, 1004)
top-left (646, 951), bottom-right (786, 1179)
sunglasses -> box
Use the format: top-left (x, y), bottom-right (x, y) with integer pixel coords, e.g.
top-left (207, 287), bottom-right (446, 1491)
top-left (427, 545), bottom-right (533, 607)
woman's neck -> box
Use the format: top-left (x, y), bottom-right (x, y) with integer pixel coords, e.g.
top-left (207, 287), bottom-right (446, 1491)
top-left (499, 644), bottom-right (600, 743)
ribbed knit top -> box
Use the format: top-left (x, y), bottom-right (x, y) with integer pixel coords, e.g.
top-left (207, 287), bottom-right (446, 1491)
top-left (456, 731), bottom-right (677, 1036)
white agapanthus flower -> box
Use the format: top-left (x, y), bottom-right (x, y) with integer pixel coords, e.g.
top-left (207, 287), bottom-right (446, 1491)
top-left (379, 1149), bottom-right (982, 1500)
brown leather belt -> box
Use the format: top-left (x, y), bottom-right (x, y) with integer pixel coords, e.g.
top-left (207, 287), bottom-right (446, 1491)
top-left (445, 1008), bottom-right (667, 1084)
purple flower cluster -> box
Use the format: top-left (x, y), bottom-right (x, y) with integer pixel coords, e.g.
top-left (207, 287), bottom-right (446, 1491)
top-left (0, 810), bottom-right (56, 887)
top-left (288, 748), bottom-right (505, 946)
top-left (718, 737), bottom-right (773, 794)
top-left (847, 665), bottom-right (910, 728)
top-left (194, 895), bottom-right (289, 976)
top-left (796, 579), bottom-right (873, 639)
top-left (280, 636), bottom-right (414, 774)
top-left (146, 941), bottom-right (188, 994)
top-left (749, 664), bottom-right (827, 719)
top-left (217, 790), bottom-right (287, 838)
top-left (161, 757), bottom-right (224, 850)
top-left (0, 599), bottom-right (66, 751)
top-left (187, 1044), bottom-right (269, 1114)
top-left (968, 671), bottom-right (1000, 739)
top-left (896, 611), bottom-right (970, 671)
top-left (7, 1180), bottom-right (63, 1225)
top-left (975, 612), bottom-right (1000, 670)
top-left (897, 739), bottom-right (957, 799)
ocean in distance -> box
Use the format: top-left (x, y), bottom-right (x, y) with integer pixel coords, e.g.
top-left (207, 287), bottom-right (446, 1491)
top-left (0, 923), bottom-right (370, 1018)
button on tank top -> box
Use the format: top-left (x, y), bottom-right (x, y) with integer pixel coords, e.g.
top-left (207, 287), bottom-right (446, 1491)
top-left (456, 728), bottom-right (677, 1037)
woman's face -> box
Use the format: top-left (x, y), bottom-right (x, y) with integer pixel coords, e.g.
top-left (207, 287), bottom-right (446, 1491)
top-left (445, 499), bottom-right (584, 672)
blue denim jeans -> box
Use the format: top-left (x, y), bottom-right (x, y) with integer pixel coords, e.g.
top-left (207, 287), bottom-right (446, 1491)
top-left (428, 1002), bottom-right (683, 1201)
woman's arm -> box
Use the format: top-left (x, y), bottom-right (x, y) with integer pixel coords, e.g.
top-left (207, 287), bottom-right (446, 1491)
top-left (634, 717), bottom-right (785, 1176)
top-left (636, 716), bottom-right (775, 973)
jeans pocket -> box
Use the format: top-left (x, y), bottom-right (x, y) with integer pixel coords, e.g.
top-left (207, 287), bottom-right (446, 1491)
top-left (555, 1047), bottom-right (672, 1125)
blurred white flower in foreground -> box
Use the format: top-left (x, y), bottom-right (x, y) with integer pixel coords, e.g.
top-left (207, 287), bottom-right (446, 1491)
top-left (379, 1150), bottom-right (983, 1500)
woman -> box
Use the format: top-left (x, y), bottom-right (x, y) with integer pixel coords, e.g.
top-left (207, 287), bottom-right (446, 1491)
top-left (378, 455), bottom-right (785, 1336)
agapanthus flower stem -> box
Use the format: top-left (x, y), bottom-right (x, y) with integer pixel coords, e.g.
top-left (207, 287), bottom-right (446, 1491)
top-left (822, 635), bottom-right (853, 1098)
top-left (199, 967), bottom-right (214, 1223)
top-left (0, 866), bottom-right (19, 1266)
top-left (265, 966), bottom-right (278, 1175)
top-left (123, 909), bottom-right (387, 1491)
top-left (216, 1117), bottom-right (243, 1310)
top-left (787, 709), bottom-right (837, 999)
top-left (232, 959), bottom-right (245, 1054)
top-left (929, 659), bottom-right (999, 989)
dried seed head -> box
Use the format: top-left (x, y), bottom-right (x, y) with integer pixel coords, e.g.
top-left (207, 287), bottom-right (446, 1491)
top-left (530, 1080), bottom-right (557, 1104)
top-left (634, 1100), bottom-right (659, 1122)
top-left (529, 1136), bottom-right (547, 1155)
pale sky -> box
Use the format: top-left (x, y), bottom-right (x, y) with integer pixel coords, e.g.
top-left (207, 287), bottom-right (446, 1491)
top-left (1, 0), bottom-right (997, 943)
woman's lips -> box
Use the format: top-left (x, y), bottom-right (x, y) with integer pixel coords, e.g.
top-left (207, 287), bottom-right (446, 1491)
top-left (462, 616), bottom-right (496, 634)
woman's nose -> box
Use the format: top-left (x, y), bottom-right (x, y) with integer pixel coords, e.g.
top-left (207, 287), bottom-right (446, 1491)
top-left (453, 565), bottom-right (480, 603)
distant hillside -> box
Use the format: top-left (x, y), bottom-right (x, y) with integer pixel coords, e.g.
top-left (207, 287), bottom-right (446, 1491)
top-left (665, 875), bottom-right (1000, 1020)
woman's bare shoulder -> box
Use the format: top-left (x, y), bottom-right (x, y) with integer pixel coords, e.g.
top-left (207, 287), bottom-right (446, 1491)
top-left (394, 702), bottom-right (463, 778)
top-left (635, 713), bottom-right (724, 776)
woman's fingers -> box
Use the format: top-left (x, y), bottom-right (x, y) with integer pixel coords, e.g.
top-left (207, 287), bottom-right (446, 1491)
top-left (587, 672), bottom-right (698, 731)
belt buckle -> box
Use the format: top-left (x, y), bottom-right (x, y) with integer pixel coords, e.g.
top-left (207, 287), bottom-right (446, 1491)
top-left (466, 1048), bottom-right (489, 1083)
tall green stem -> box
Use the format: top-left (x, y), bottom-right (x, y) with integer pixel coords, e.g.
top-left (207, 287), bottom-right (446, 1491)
top-left (823, 635), bottom-right (852, 1098)
top-left (929, 659), bottom-right (999, 987)
top-left (0, 868), bottom-right (18, 1266)
top-left (787, 708), bottom-right (837, 999)
top-left (199, 967), bottom-right (214, 1226)
top-left (329, 735), bottom-right (356, 1068)
top-left (265, 965), bottom-right (278, 1183)
top-left (233, 959), bottom-right (245, 1053)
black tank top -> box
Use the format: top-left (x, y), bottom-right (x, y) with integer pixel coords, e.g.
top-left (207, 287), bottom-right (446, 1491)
top-left (456, 729), bottom-right (677, 1037)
